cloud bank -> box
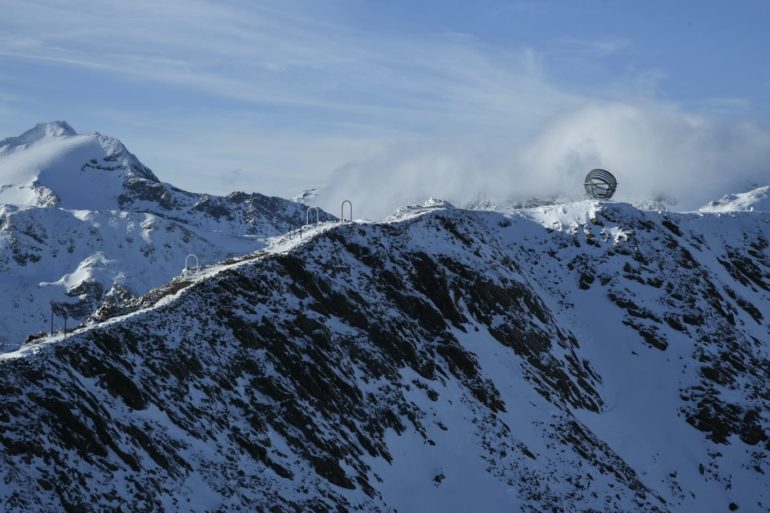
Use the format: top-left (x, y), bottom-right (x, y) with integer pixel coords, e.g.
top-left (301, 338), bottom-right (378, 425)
top-left (322, 102), bottom-right (770, 219)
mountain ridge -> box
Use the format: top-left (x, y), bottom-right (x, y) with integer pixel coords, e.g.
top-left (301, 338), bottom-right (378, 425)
top-left (2, 199), bottom-right (768, 512)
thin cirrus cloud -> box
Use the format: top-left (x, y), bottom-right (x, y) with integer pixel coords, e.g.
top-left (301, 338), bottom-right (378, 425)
top-left (0, 0), bottom-right (769, 218)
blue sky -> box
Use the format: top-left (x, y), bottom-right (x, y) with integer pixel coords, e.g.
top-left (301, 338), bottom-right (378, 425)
top-left (1, 0), bottom-right (769, 216)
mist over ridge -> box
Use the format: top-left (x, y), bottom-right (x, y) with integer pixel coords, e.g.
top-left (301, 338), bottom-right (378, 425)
top-left (320, 101), bottom-right (770, 219)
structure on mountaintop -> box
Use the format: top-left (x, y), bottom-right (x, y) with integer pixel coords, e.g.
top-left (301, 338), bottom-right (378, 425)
top-left (584, 169), bottom-right (617, 200)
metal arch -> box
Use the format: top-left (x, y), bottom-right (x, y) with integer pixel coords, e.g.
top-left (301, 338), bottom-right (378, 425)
top-left (340, 200), bottom-right (353, 222)
top-left (306, 206), bottom-right (320, 226)
top-left (584, 168), bottom-right (618, 200)
top-left (184, 253), bottom-right (200, 273)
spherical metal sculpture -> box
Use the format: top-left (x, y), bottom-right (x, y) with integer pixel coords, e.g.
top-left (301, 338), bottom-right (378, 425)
top-left (584, 169), bottom-right (617, 200)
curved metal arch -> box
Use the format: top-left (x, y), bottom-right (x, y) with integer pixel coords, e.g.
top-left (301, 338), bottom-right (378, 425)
top-left (306, 206), bottom-right (320, 226)
top-left (340, 200), bottom-right (353, 223)
top-left (184, 253), bottom-right (200, 273)
top-left (584, 168), bottom-right (618, 200)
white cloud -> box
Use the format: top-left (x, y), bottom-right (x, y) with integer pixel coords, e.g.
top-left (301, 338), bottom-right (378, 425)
top-left (321, 102), bottom-right (770, 218)
top-left (0, 0), bottom-right (590, 129)
top-left (518, 102), bottom-right (770, 204)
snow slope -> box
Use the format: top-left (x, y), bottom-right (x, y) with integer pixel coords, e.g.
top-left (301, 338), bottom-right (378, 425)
top-left (1, 198), bottom-right (767, 512)
top-left (699, 185), bottom-right (770, 213)
top-left (0, 122), bottom-right (334, 351)
top-left (0, 121), bottom-right (157, 209)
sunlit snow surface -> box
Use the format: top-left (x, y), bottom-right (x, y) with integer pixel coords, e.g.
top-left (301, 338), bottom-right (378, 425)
top-left (699, 185), bottom-right (770, 213)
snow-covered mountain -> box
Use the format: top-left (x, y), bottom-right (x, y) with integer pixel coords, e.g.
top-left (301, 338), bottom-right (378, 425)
top-left (0, 122), bottom-right (333, 351)
top-left (699, 186), bottom-right (770, 213)
top-left (1, 196), bottom-right (767, 512)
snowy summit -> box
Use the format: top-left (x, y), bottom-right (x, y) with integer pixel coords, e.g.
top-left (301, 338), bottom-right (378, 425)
top-left (0, 121), bottom-right (157, 209)
top-left (699, 186), bottom-right (770, 213)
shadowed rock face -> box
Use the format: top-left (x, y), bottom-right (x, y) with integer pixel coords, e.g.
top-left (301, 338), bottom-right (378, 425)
top-left (1, 204), bottom-right (769, 512)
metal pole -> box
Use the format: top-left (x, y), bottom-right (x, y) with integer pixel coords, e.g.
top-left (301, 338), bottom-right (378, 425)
top-left (50, 308), bottom-right (54, 334)
top-left (63, 312), bottom-right (67, 334)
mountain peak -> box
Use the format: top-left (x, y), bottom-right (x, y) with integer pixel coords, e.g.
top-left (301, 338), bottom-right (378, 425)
top-left (698, 185), bottom-right (770, 213)
top-left (31, 121), bottom-right (77, 138)
top-left (0, 121), bottom-right (77, 150)
top-left (0, 122), bottom-right (163, 209)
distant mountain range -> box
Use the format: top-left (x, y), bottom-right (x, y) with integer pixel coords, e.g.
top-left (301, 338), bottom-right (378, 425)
top-left (0, 121), bottom-right (333, 351)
